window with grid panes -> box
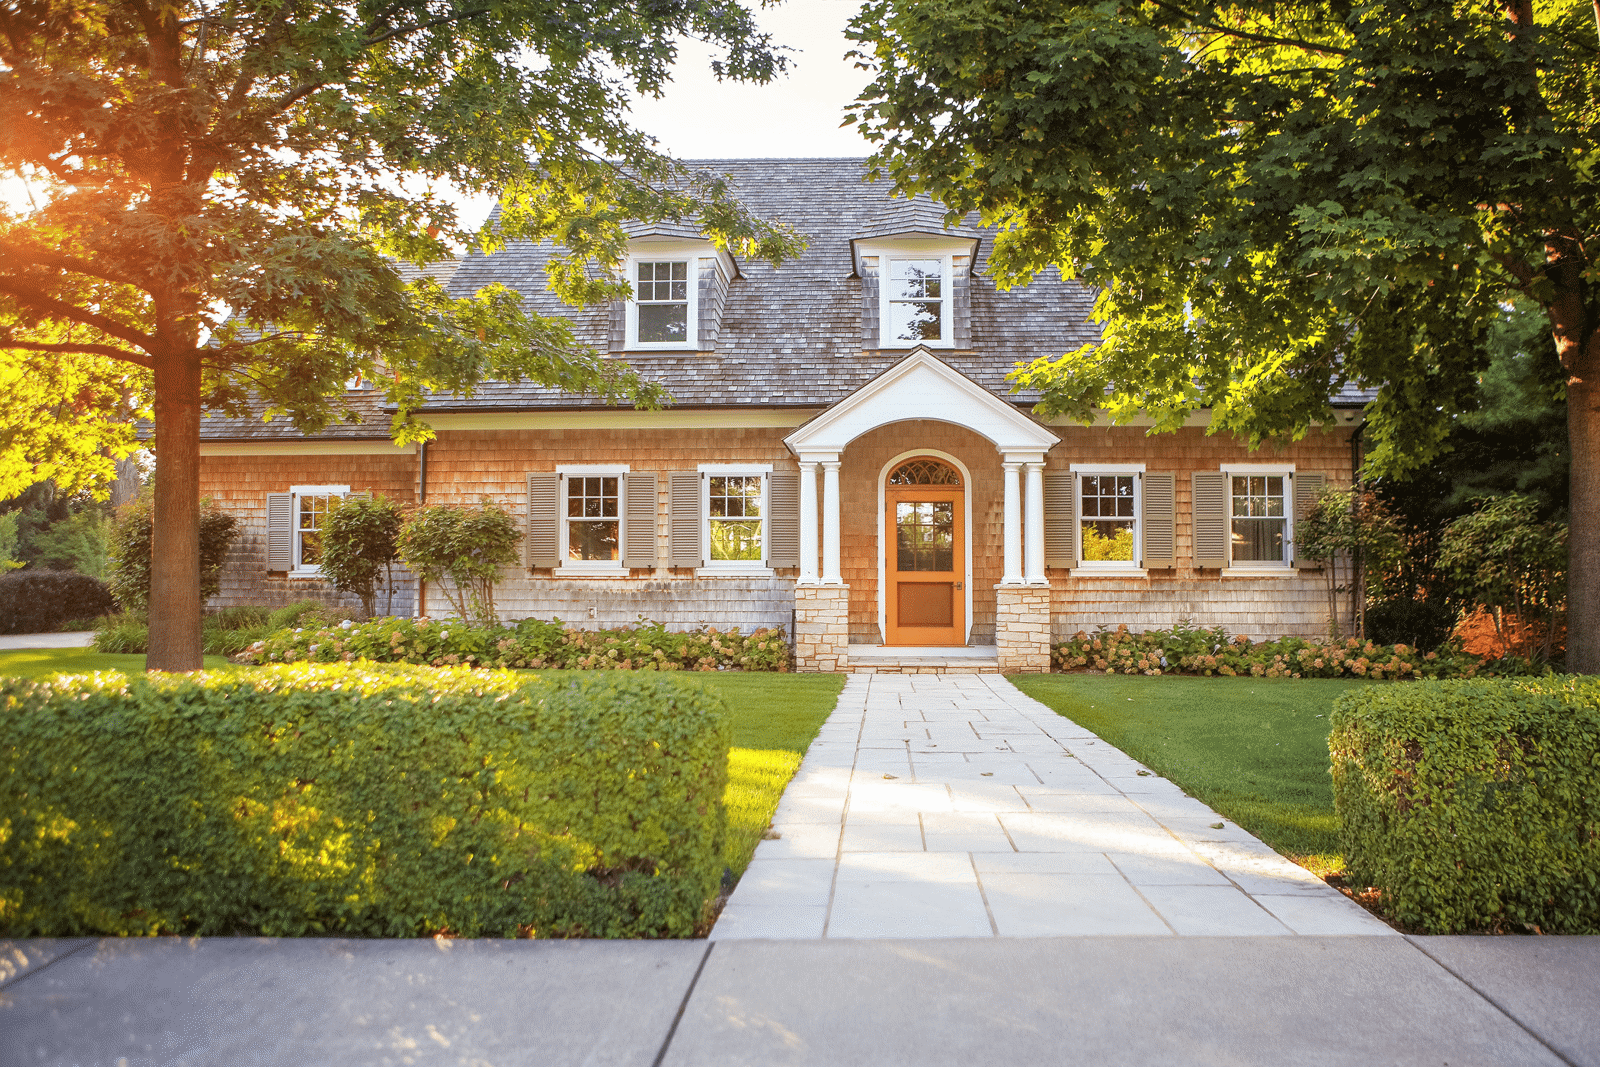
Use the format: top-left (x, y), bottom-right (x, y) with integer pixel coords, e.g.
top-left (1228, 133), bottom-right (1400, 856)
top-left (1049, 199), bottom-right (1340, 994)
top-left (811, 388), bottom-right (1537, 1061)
top-left (636, 260), bottom-right (688, 343)
top-left (566, 475), bottom-right (620, 561)
top-left (1079, 474), bottom-right (1137, 563)
top-left (887, 259), bottom-right (943, 342)
top-left (1230, 475), bottom-right (1287, 563)
top-left (296, 493), bottom-right (333, 567)
top-left (707, 475), bottom-right (763, 562)
top-left (896, 501), bottom-right (955, 571)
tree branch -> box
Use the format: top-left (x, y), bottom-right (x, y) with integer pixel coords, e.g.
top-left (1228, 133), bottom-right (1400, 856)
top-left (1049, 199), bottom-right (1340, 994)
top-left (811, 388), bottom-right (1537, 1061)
top-left (0, 338), bottom-right (155, 368)
top-left (0, 241), bottom-right (145, 289)
top-left (0, 278), bottom-right (157, 350)
top-left (364, 8), bottom-right (491, 48)
top-left (1150, 0), bottom-right (1351, 57)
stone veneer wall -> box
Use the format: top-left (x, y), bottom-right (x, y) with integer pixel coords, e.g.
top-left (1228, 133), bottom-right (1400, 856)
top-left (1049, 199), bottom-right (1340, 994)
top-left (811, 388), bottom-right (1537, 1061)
top-left (794, 585), bottom-right (850, 672)
top-left (197, 453), bottom-right (418, 615)
top-left (840, 419), bottom-right (1005, 646)
top-left (1044, 424), bottom-right (1357, 640)
top-left (995, 585), bottom-right (1051, 672)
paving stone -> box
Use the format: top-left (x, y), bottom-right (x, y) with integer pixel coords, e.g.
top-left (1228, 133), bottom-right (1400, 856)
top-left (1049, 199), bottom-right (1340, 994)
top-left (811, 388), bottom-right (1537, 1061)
top-left (972, 852), bottom-right (1120, 875)
top-left (732, 859), bottom-right (837, 908)
top-left (828, 880), bottom-right (993, 939)
top-left (1256, 893), bottom-right (1400, 936)
top-left (982, 873), bottom-right (1172, 937)
top-left (1018, 791), bottom-right (1145, 815)
top-left (836, 852), bottom-right (977, 884)
top-left (1108, 852), bottom-right (1233, 887)
top-left (840, 815), bottom-right (926, 852)
top-left (946, 783), bottom-right (1031, 813)
top-left (1138, 885), bottom-right (1294, 936)
top-left (711, 904), bottom-right (829, 940)
top-left (846, 782), bottom-right (952, 813)
top-left (919, 813), bottom-right (1015, 852)
top-left (752, 823), bottom-right (842, 861)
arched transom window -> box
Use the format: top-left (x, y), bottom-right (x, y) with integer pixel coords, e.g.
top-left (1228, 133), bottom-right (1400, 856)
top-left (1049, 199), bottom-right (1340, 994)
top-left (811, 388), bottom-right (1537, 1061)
top-left (888, 458), bottom-right (962, 487)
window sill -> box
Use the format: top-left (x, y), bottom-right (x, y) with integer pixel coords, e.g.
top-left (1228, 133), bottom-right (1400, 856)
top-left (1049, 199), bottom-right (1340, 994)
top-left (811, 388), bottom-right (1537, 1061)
top-left (1220, 567), bottom-right (1297, 578)
top-left (555, 566), bottom-right (628, 577)
top-left (695, 566), bottom-right (775, 578)
top-left (1066, 567), bottom-right (1148, 578)
top-left (287, 569), bottom-right (326, 580)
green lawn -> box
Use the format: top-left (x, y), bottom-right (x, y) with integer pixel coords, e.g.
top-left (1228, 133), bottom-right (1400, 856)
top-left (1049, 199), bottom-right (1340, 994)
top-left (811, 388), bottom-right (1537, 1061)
top-left (0, 651), bottom-right (844, 883)
top-left (1009, 672), bottom-right (1378, 875)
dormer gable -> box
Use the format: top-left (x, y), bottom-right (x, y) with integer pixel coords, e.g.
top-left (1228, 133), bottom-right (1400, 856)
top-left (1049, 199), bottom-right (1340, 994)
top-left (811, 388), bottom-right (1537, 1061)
top-left (851, 196), bottom-right (982, 352)
top-left (607, 229), bottom-right (741, 353)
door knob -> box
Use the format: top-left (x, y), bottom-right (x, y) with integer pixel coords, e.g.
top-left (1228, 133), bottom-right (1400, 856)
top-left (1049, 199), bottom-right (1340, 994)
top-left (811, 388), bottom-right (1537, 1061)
top-left (955, 582), bottom-right (963, 590)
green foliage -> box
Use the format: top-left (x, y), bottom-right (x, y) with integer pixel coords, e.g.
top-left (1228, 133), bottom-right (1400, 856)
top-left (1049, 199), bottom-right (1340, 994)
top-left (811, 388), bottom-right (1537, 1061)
top-left (267, 600), bottom-right (353, 632)
top-left (249, 616), bottom-right (791, 673)
top-left (0, 513), bottom-right (21, 573)
top-left (319, 495), bottom-right (404, 619)
top-left (0, 571), bottom-right (115, 635)
top-left (1298, 487), bottom-right (1406, 638)
top-left (0, 664), bottom-right (731, 939)
top-left (846, 0), bottom-right (1597, 474)
top-left (1051, 622), bottom-right (1528, 680)
top-left (397, 502), bottom-right (521, 625)
top-left (1330, 677), bottom-right (1600, 933)
top-left (104, 491), bottom-right (238, 613)
top-left (18, 507), bottom-right (110, 577)
top-left (93, 607), bottom-right (279, 656)
top-left (1437, 495), bottom-right (1568, 660)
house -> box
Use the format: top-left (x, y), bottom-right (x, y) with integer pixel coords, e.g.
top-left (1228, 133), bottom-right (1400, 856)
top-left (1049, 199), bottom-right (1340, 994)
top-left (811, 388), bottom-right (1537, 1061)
top-left (194, 158), bottom-right (1366, 673)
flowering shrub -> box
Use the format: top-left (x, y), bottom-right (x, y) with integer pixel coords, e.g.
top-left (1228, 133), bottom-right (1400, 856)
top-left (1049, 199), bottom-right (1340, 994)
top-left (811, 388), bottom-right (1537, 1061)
top-left (247, 616), bottom-right (791, 672)
top-left (1051, 621), bottom-right (1537, 680)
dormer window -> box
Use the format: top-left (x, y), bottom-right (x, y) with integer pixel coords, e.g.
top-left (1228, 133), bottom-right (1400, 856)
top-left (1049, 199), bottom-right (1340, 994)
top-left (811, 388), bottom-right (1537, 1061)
top-left (888, 259), bottom-right (945, 342)
top-left (635, 260), bottom-right (690, 343)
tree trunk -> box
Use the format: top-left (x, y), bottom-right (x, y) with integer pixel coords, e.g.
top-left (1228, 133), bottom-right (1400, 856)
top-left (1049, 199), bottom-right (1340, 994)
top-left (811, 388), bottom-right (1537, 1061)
top-left (147, 348), bottom-right (204, 672)
top-left (1568, 358), bottom-right (1598, 673)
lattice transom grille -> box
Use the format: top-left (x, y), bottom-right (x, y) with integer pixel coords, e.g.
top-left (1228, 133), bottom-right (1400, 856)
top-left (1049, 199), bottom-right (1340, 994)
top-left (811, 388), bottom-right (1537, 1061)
top-left (888, 459), bottom-right (962, 486)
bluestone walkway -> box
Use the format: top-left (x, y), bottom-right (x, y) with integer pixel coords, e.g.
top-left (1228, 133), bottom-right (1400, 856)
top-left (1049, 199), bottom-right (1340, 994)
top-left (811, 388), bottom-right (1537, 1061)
top-left (713, 673), bottom-right (1391, 939)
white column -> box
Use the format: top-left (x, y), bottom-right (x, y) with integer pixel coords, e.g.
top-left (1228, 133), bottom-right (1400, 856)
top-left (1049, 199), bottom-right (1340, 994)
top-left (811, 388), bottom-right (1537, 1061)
top-left (1025, 462), bottom-right (1046, 584)
top-left (822, 460), bottom-right (843, 584)
top-left (798, 460), bottom-right (819, 583)
top-left (1002, 460), bottom-right (1023, 585)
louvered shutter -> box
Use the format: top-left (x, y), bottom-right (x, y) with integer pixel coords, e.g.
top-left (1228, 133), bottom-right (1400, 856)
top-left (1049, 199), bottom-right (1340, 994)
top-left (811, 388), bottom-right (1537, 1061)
top-left (1044, 471), bottom-right (1078, 569)
top-left (266, 493), bottom-right (293, 571)
top-left (608, 300), bottom-right (626, 353)
top-left (622, 471), bottom-right (658, 568)
top-left (1141, 472), bottom-right (1176, 568)
top-left (1293, 472), bottom-right (1327, 569)
top-left (669, 471), bottom-right (702, 568)
top-left (860, 257), bottom-right (880, 349)
top-left (1192, 472), bottom-right (1230, 569)
top-left (768, 470), bottom-right (800, 568)
top-left (525, 472), bottom-right (559, 568)
top-left (952, 255), bottom-right (972, 348)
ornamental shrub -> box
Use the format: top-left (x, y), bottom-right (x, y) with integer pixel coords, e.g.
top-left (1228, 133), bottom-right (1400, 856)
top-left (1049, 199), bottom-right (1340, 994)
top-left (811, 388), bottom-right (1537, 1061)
top-left (319, 494), bottom-right (404, 618)
top-left (0, 664), bottom-right (730, 939)
top-left (1051, 622), bottom-right (1532, 680)
top-left (105, 490), bottom-right (238, 612)
top-left (397, 501), bottom-right (519, 625)
top-left (246, 616), bottom-right (791, 672)
top-left (1330, 677), bottom-right (1600, 933)
top-left (0, 570), bottom-right (115, 634)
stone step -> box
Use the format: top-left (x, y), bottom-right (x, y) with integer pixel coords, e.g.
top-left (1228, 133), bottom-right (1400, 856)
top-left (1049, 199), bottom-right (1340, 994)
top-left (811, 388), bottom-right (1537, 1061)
top-left (845, 645), bottom-right (1002, 674)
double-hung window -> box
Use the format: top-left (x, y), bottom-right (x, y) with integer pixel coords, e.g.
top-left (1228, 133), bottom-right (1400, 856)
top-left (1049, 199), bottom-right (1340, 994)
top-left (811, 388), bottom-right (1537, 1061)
top-left (289, 484), bottom-right (349, 574)
top-left (1071, 465), bottom-right (1143, 570)
top-left (886, 258), bottom-right (946, 343)
top-left (559, 466), bottom-right (627, 571)
top-left (625, 248), bottom-right (700, 349)
top-left (699, 465), bottom-right (770, 572)
top-left (1227, 469), bottom-right (1292, 566)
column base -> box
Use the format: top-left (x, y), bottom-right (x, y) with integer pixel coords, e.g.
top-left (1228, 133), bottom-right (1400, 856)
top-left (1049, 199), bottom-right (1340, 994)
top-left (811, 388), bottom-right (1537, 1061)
top-left (994, 584), bottom-right (1052, 673)
top-left (794, 584), bottom-right (851, 673)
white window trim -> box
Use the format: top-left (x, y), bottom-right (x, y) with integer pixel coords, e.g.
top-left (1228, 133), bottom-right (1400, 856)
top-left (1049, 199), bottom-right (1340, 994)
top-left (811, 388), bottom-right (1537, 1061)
top-left (557, 465), bottom-right (628, 573)
top-left (697, 463), bottom-right (773, 576)
top-left (288, 484), bottom-right (350, 576)
top-left (1071, 468), bottom-right (1144, 574)
top-left (860, 238), bottom-right (969, 350)
top-left (1222, 465), bottom-right (1295, 569)
top-left (624, 243), bottom-right (704, 350)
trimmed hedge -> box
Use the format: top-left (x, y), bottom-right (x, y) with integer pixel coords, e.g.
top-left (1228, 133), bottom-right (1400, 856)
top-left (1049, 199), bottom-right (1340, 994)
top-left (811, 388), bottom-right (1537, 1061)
top-left (0, 570), bottom-right (115, 634)
top-left (0, 664), bottom-right (730, 938)
top-left (248, 615), bottom-right (791, 672)
top-left (1054, 622), bottom-right (1517, 680)
top-left (1330, 677), bottom-right (1600, 933)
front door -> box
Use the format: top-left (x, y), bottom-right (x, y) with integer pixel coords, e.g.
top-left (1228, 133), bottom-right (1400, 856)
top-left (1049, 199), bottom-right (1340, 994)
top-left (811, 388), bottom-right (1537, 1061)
top-left (885, 458), bottom-right (966, 645)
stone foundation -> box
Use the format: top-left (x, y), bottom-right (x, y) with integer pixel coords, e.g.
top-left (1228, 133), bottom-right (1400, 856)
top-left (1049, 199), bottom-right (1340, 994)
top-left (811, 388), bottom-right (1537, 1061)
top-left (996, 584), bottom-right (1052, 673)
top-left (794, 584), bottom-right (850, 673)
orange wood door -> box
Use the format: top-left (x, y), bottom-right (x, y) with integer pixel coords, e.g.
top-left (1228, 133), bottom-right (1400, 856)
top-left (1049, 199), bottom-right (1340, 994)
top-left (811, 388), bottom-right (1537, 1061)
top-left (885, 486), bottom-right (965, 645)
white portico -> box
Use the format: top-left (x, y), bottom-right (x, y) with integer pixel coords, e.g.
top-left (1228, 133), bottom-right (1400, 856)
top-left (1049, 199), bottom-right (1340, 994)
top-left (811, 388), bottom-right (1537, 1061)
top-left (784, 349), bottom-right (1059, 672)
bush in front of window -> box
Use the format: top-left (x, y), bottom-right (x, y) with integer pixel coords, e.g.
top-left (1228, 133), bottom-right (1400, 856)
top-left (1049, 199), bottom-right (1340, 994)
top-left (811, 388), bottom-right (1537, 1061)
top-left (105, 489), bottom-right (238, 612)
top-left (1330, 677), bottom-right (1600, 934)
top-left (0, 664), bottom-right (730, 939)
top-left (1050, 622), bottom-right (1537, 680)
top-left (397, 501), bottom-right (519, 625)
top-left (0, 570), bottom-right (115, 634)
top-left (318, 494), bottom-right (405, 618)
top-left (244, 615), bottom-right (791, 672)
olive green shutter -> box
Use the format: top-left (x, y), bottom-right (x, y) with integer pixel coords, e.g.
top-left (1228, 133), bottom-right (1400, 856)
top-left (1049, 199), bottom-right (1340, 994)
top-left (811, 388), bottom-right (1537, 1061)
top-left (1043, 471), bottom-right (1078, 569)
top-left (1141, 472), bottom-right (1176, 568)
top-left (525, 472), bottom-right (559, 568)
top-left (1191, 472), bottom-right (1230, 569)
top-left (669, 471), bottom-right (702, 568)
top-left (266, 492), bottom-right (293, 571)
top-left (768, 470), bottom-right (800, 568)
top-left (622, 472), bottom-right (658, 568)
top-left (1293, 472), bottom-right (1327, 570)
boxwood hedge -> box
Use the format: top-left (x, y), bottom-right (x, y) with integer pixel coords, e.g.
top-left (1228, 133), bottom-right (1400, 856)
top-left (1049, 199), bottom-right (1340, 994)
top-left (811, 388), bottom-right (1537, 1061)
top-left (1330, 677), bottom-right (1600, 933)
top-left (0, 664), bottom-right (729, 939)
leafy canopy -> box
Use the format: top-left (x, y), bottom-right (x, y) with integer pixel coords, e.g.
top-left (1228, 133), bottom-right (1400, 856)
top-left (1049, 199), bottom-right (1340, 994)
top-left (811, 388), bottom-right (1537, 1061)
top-left (846, 0), bottom-right (1599, 475)
top-left (0, 0), bottom-right (806, 495)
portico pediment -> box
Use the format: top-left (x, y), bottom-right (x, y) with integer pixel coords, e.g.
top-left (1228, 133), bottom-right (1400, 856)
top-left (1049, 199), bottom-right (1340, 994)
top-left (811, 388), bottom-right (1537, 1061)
top-left (784, 348), bottom-right (1059, 460)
